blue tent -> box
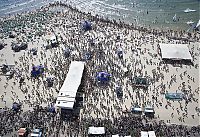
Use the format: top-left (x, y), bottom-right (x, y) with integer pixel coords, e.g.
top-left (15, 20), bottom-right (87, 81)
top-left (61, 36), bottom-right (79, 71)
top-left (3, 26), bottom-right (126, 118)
top-left (31, 65), bottom-right (45, 77)
top-left (48, 106), bottom-right (56, 113)
top-left (96, 71), bottom-right (111, 83)
top-left (12, 102), bottom-right (20, 111)
top-left (117, 47), bottom-right (123, 58)
top-left (64, 48), bottom-right (70, 58)
top-left (82, 21), bottom-right (92, 31)
top-left (84, 52), bottom-right (92, 60)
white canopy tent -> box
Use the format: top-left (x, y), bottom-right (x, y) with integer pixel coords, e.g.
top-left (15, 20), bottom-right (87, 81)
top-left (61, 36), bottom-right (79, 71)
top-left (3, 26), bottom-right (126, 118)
top-left (55, 61), bottom-right (85, 109)
top-left (141, 131), bottom-right (149, 137)
top-left (112, 135), bottom-right (119, 137)
top-left (159, 44), bottom-right (192, 61)
top-left (88, 127), bottom-right (105, 135)
top-left (141, 131), bottom-right (156, 137)
top-left (133, 107), bottom-right (143, 112)
top-left (148, 131), bottom-right (156, 137)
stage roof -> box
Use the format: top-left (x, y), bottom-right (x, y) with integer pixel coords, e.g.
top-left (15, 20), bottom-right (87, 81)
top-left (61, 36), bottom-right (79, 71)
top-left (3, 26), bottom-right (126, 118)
top-left (56, 61), bottom-right (85, 109)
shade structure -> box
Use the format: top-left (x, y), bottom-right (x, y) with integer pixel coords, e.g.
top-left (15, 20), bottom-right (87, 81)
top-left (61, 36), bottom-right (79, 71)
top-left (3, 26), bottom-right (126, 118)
top-left (18, 128), bottom-right (26, 136)
top-left (56, 61), bottom-right (85, 109)
top-left (12, 103), bottom-right (19, 111)
top-left (148, 131), bottom-right (156, 137)
top-left (31, 65), bottom-right (45, 77)
top-left (159, 44), bottom-right (192, 61)
top-left (132, 107), bottom-right (143, 114)
top-left (48, 106), bottom-right (56, 113)
top-left (96, 71), bottom-right (111, 82)
top-left (141, 131), bottom-right (156, 137)
top-left (88, 127), bottom-right (105, 135)
top-left (82, 21), bottom-right (92, 31)
top-left (144, 107), bottom-right (155, 113)
top-left (112, 135), bottom-right (119, 137)
top-left (141, 131), bottom-right (149, 137)
top-left (165, 92), bottom-right (183, 100)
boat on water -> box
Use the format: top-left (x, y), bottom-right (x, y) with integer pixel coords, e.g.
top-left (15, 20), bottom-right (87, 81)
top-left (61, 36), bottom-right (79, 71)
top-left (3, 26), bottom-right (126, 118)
top-left (172, 14), bottom-right (177, 22)
top-left (196, 19), bottom-right (200, 28)
top-left (186, 21), bottom-right (194, 25)
top-left (184, 8), bottom-right (196, 13)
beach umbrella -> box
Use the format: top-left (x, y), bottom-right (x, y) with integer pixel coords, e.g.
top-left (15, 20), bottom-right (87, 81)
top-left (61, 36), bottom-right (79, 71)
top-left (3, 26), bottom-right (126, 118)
top-left (48, 106), bottom-right (56, 113)
top-left (64, 48), bottom-right (70, 58)
top-left (117, 47), bottom-right (123, 58)
top-left (84, 52), bottom-right (92, 60)
top-left (96, 71), bottom-right (111, 83)
top-left (82, 21), bottom-right (92, 31)
top-left (12, 102), bottom-right (21, 111)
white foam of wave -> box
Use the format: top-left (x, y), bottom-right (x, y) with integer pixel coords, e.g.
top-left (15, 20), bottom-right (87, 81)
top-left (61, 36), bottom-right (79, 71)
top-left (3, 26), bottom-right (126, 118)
top-left (95, 0), bottom-right (131, 11)
top-left (5, 8), bottom-right (24, 14)
top-left (0, 7), bottom-right (10, 12)
top-left (0, 0), bottom-right (35, 13)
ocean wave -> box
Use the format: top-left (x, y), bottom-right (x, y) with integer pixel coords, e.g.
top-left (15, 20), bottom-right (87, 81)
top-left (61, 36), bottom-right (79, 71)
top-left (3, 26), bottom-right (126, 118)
top-left (17, 0), bottom-right (35, 7)
top-left (0, 0), bottom-right (35, 12)
top-left (5, 8), bottom-right (24, 14)
top-left (95, 1), bottom-right (131, 11)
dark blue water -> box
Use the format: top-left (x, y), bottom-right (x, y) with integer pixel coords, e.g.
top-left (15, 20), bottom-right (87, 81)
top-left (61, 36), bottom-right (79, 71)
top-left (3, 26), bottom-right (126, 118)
top-left (0, 0), bottom-right (199, 30)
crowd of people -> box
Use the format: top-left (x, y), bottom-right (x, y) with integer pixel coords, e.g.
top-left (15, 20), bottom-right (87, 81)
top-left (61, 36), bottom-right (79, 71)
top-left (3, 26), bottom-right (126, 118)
top-left (0, 1), bottom-right (200, 137)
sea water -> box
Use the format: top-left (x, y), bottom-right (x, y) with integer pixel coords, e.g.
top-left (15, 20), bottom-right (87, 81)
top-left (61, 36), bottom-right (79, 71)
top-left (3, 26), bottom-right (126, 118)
top-left (0, 0), bottom-right (199, 31)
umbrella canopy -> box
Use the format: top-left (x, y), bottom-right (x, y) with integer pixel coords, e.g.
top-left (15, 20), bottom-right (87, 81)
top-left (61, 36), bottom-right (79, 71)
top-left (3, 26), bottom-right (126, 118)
top-left (96, 71), bottom-right (111, 82)
top-left (31, 65), bottom-right (45, 77)
top-left (82, 21), bottom-right (92, 31)
top-left (18, 128), bottom-right (26, 136)
top-left (84, 52), bottom-right (92, 60)
top-left (48, 106), bottom-right (56, 113)
top-left (64, 48), bottom-right (70, 58)
top-left (12, 102), bottom-right (19, 111)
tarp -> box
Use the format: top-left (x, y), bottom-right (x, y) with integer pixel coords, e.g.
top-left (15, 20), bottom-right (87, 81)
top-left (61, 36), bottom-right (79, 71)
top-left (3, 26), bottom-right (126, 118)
top-left (18, 128), bottom-right (26, 136)
top-left (82, 21), bottom-right (92, 31)
top-left (48, 106), bottom-right (55, 113)
top-left (141, 131), bottom-right (156, 137)
top-left (31, 65), bottom-right (45, 77)
top-left (134, 77), bottom-right (148, 85)
top-left (141, 131), bottom-right (149, 137)
top-left (96, 71), bottom-right (111, 82)
top-left (132, 107), bottom-right (143, 113)
top-left (148, 131), bottom-right (156, 137)
top-left (12, 103), bottom-right (19, 111)
top-left (56, 61), bottom-right (85, 109)
top-left (112, 135), bottom-right (119, 137)
top-left (144, 107), bottom-right (154, 113)
top-left (160, 44), bottom-right (192, 60)
top-left (165, 92), bottom-right (183, 100)
top-left (88, 127), bottom-right (105, 135)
